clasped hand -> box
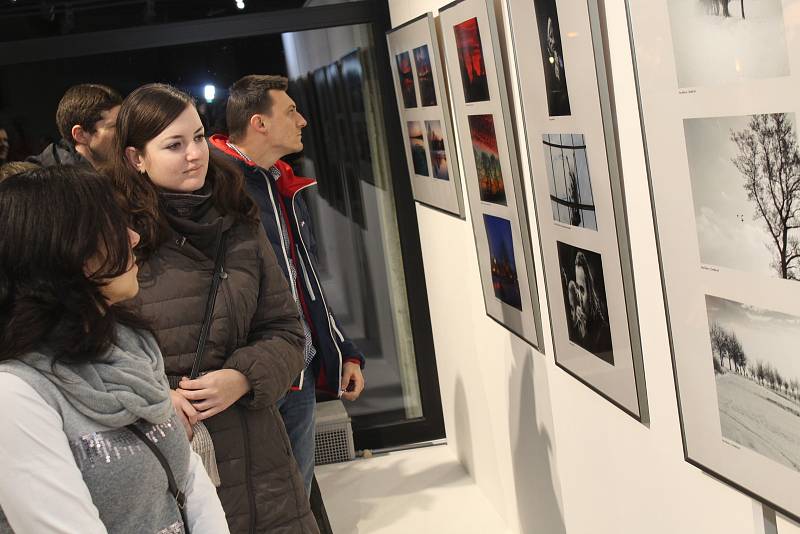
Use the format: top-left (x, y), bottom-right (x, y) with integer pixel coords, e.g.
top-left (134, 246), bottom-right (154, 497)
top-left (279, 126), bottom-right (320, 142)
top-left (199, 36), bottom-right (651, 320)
top-left (170, 369), bottom-right (251, 438)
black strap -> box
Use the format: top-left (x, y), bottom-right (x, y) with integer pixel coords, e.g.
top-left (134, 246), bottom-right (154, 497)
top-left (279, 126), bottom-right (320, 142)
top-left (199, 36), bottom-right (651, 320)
top-left (127, 424), bottom-right (188, 518)
top-left (190, 227), bottom-right (228, 379)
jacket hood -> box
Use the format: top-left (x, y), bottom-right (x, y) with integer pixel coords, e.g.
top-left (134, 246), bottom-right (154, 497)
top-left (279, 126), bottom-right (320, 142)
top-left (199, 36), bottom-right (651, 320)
top-left (209, 134), bottom-right (315, 198)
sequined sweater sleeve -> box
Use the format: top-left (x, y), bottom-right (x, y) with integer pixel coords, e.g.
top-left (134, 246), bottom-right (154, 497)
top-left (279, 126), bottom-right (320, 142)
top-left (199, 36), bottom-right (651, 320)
top-left (0, 372), bottom-right (107, 533)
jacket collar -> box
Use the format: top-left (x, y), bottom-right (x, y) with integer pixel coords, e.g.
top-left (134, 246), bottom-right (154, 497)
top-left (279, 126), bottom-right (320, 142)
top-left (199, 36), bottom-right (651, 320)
top-left (209, 134), bottom-right (316, 198)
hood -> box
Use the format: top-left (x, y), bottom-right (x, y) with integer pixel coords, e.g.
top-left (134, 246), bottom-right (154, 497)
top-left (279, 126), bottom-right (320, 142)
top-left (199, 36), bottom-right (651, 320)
top-left (209, 134), bottom-right (315, 198)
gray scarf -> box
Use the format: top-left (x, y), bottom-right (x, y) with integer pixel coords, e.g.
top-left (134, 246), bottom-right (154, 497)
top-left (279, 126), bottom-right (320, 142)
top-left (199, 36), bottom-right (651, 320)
top-left (11, 325), bottom-right (173, 427)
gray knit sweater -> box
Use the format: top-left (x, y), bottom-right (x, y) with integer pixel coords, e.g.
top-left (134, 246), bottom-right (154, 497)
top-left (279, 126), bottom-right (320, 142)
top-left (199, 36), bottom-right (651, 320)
top-left (0, 325), bottom-right (228, 533)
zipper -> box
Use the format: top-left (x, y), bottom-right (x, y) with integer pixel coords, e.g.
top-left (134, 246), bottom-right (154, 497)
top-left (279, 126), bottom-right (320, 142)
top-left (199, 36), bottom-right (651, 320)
top-left (262, 170), bottom-right (299, 302)
top-left (296, 246), bottom-right (317, 302)
top-left (290, 186), bottom-right (344, 392)
top-left (239, 410), bottom-right (257, 534)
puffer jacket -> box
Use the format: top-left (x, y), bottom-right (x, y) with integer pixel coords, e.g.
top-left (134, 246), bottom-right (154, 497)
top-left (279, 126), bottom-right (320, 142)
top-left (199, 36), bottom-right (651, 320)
top-left (134, 210), bottom-right (319, 534)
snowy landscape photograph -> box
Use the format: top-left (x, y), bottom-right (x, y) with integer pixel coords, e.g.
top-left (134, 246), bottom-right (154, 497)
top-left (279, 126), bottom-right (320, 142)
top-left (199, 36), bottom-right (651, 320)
top-left (706, 295), bottom-right (800, 471)
top-left (667, 0), bottom-right (789, 87)
top-left (686, 112), bottom-right (800, 280)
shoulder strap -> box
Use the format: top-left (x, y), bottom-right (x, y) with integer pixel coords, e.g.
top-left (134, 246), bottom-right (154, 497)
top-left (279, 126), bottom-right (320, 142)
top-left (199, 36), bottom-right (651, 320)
top-left (127, 423), bottom-right (186, 510)
top-left (190, 227), bottom-right (228, 379)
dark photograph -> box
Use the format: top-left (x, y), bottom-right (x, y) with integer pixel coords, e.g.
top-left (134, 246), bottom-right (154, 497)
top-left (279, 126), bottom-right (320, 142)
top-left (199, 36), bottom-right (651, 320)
top-left (468, 114), bottom-right (506, 205)
top-left (395, 51), bottom-right (417, 108)
top-left (667, 0), bottom-right (788, 87)
top-left (686, 113), bottom-right (800, 281)
top-left (484, 214), bottom-right (523, 310)
top-left (453, 17), bottom-right (491, 103)
top-left (407, 120), bottom-right (429, 176)
top-left (413, 44), bottom-right (437, 107)
top-left (425, 120), bottom-right (449, 181)
top-left (543, 133), bottom-right (597, 230)
top-left (533, 0), bottom-right (571, 116)
top-left (706, 295), bottom-right (800, 472)
top-left (558, 242), bottom-right (613, 364)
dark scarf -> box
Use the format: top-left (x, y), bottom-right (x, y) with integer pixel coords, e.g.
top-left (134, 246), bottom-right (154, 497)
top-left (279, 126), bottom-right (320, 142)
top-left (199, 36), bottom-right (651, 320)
top-left (159, 182), bottom-right (231, 258)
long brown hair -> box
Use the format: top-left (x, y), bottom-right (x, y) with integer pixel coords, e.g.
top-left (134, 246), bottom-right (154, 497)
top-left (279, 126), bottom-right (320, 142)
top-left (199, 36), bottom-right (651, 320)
top-left (108, 83), bottom-right (257, 258)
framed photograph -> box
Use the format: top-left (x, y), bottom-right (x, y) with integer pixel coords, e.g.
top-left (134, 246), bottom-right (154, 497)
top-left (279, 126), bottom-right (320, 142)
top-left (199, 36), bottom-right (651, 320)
top-left (440, 0), bottom-right (544, 349)
top-left (387, 13), bottom-right (465, 217)
top-left (626, 0), bottom-right (800, 519)
top-left (507, 0), bottom-right (647, 419)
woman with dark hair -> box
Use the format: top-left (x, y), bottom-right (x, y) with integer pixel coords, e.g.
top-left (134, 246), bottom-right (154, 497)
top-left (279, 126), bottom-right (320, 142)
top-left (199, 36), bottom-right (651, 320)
top-left (0, 166), bottom-right (228, 533)
top-left (109, 83), bottom-right (317, 534)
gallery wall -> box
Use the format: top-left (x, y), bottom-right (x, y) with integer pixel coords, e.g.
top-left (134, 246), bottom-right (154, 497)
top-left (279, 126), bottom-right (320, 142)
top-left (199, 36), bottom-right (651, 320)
top-left (386, 0), bottom-right (800, 532)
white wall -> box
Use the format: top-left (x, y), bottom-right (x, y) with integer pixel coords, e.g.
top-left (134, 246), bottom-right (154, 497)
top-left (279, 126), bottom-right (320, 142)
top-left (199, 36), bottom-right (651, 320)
top-left (387, 0), bottom-right (800, 533)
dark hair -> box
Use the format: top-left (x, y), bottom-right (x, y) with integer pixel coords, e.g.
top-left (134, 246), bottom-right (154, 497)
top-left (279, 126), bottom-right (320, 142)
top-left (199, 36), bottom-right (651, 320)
top-left (0, 166), bottom-right (147, 363)
top-left (56, 83), bottom-right (122, 142)
top-left (226, 74), bottom-right (289, 140)
top-left (108, 83), bottom-right (257, 258)
top-left (0, 161), bottom-right (39, 182)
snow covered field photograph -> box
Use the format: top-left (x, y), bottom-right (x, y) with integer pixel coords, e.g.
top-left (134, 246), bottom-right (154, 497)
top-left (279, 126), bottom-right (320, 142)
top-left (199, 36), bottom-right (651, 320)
top-left (706, 295), bottom-right (800, 471)
top-left (667, 0), bottom-right (789, 87)
top-left (685, 112), bottom-right (800, 280)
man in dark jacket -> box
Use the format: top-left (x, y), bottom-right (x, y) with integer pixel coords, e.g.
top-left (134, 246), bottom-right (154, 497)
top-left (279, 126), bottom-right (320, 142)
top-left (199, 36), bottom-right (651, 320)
top-left (211, 74), bottom-right (365, 496)
top-left (27, 83), bottom-right (121, 169)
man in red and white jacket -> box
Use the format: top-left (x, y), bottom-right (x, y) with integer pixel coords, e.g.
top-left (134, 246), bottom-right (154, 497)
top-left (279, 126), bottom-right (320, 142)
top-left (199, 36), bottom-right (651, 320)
top-left (211, 74), bottom-right (365, 496)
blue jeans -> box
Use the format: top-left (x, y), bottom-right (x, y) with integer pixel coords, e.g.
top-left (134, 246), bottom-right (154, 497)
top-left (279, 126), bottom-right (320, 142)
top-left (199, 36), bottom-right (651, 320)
top-left (277, 369), bottom-right (316, 497)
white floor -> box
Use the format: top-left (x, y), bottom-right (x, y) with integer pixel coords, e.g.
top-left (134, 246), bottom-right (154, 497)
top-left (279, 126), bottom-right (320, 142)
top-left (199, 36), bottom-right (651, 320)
top-left (315, 444), bottom-right (511, 534)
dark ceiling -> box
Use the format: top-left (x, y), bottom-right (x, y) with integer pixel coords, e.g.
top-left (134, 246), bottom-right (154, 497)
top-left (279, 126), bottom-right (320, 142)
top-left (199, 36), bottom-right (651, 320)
top-left (0, 0), bottom-right (307, 41)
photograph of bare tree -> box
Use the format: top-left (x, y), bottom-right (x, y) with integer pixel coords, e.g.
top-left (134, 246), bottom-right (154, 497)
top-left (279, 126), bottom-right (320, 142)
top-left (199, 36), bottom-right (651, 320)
top-left (468, 114), bottom-right (506, 205)
top-left (666, 0), bottom-right (789, 87)
top-left (543, 133), bottom-right (597, 230)
top-left (706, 295), bottom-right (800, 471)
top-left (686, 113), bottom-right (800, 280)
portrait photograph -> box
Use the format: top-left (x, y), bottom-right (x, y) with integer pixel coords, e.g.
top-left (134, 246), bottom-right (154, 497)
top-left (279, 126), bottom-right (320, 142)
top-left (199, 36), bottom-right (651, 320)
top-left (468, 114), bottom-right (506, 205)
top-left (558, 241), bottom-right (613, 364)
top-left (706, 295), bottom-right (800, 472)
top-left (426, 120), bottom-right (449, 181)
top-left (484, 214), bottom-right (523, 310)
top-left (533, 0), bottom-right (571, 116)
top-left (413, 44), bottom-right (437, 107)
top-left (407, 120), bottom-right (429, 176)
top-left (453, 17), bottom-right (491, 103)
top-left (543, 133), bottom-right (597, 230)
top-left (686, 112), bottom-right (800, 281)
top-left (395, 51), bottom-right (418, 108)
top-left (666, 0), bottom-right (789, 87)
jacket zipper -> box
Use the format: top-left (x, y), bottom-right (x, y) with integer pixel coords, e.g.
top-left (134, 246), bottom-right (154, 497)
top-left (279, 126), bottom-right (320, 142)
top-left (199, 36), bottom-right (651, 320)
top-left (296, 246), bottom-right (317, 302)
top-left (262, 170), bottom-right (299, 302)
top-left (239, 410), bottom-right (257, 534)
top-left (290, 186), bottom-right (344, 393)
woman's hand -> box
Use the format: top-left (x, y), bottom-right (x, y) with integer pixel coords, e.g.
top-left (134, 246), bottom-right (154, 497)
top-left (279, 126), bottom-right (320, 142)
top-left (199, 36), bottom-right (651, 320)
top-left (169, 389), bottom-right (199, 440)
top-left (176, 369), bottom-right (252, 421)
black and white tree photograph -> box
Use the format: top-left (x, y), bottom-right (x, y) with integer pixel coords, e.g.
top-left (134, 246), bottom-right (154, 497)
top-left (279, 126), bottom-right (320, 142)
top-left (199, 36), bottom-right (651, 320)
top-left (686, 112), bottom-right (800, 280)
top-left (706, 295), bottom-right (800, 471)
top-left (666, 0), bottom-right (789, 87)
top-left (557, 242), bottom-right (613, 364)
top-left (543, 133), bottom-right (597, 230)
